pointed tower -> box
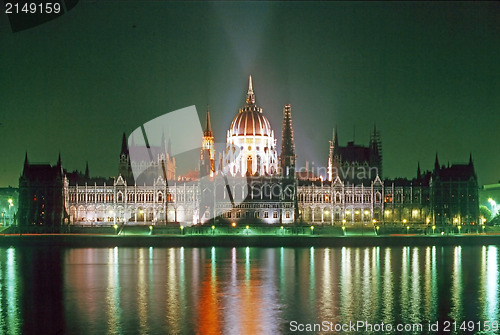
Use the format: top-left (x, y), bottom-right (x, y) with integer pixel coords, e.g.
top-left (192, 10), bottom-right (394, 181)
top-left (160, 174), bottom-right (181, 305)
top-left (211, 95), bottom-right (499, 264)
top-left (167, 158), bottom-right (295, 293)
top-left (118, 132), bottom-right (133, 182)
top-left (434, 153), bottom-right (440, 172)
top-left (246, 75), bottom-right (256, 106)
top-left (23, 152), bottom-right (29, 176)
top-left (328, 127), bottom-right (339, 181)
top-left (280, 104), bottom-right (296, 179)
top-left (369, 124), bottom-right (383, 178)
top-left (84, 161), bottom-right (90, 180)
top-left (200, 107), bottom-right (215, 177)
top-left (417, 162), bottom-right (421, 180)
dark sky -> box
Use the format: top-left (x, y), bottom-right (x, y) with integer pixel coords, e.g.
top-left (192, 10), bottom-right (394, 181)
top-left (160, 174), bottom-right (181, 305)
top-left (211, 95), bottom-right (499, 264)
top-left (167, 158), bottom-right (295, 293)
top-left (1, 1), bottom-right (499, 187)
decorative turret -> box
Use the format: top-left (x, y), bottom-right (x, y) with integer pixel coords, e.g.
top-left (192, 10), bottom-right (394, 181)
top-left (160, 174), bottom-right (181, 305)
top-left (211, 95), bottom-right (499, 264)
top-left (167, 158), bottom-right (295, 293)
top-left (84, 161), bottom-right (90, 180)
top-left (369, 124), bottom-right (382, 178)
top-left (201, 107), bottom-right (215, 177)
top-left (328, 126), bottom-right (339, 181)
top-left (118, 132), bottom-right (133, 182)
top-left (246, 75), bottom-right (256, 106)
top-left (280, 104), bottom-right (296, 179)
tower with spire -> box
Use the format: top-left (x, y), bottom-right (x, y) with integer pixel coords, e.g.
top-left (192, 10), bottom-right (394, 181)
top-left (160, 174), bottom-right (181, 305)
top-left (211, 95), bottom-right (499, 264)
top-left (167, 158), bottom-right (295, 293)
top-left (200, 107), bottom-right (215, 178)
top-left (280, 104), bottom-right (296, 179)
top-left (369, 124), bottom-right (383, 178)
top-left (327, 127), bottom-right (339, 181)
top-left (118, 132), bottom-right (133, 182)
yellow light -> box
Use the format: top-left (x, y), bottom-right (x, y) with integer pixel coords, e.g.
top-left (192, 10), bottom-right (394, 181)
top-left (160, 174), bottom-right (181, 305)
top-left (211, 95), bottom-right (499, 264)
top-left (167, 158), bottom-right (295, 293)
top-left (372, 219), bottom-right (376, 223)
top-left (231, 222), bottom-right (236, 227)
top-left (149, 225), bottom-right (153, 230)
top-left (432, 225), bottom-right (436, 230)
top-left (346, 210), bottom-right (351, 215)
top-left (385, 210), bottom-right (390, 215)
top-left (342, 219), bottom-right (346, 223)
top-left (426, 218), bottom-right (431, 224)
top-left (211, 225), bottom-right (215, 230)
top-left (376, 226), bottom-right (380, 230)
top-left (113, 224), bottom-right (118, 229)
top-left (403, 219), bottom-right (407, 224)
top-left (342, 226), bottom-right (345, 230)
top-left (310, 225), bottom-right (314, 230)
top-left (180, 226), bottom-right (184, 230)
top-left (280, 226), bottom-right (284, 229)
top-left (246, 225), bottom-right (249, 230)
top-left (407, 226), bottom-right (410, 230)
top-left (458, 225), bottom-right (461, 230)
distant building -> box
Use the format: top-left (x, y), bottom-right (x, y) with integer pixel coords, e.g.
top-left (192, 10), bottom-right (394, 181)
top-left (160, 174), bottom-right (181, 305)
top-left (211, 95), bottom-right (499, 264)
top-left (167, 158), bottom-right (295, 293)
top-left (431, 154), bottom-right (479, 225)
top-left (18, 154), bottom-right (67, 227)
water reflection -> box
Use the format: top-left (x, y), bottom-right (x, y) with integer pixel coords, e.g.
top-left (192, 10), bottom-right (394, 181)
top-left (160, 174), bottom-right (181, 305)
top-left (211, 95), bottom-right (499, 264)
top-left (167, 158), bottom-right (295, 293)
top-left (0, 245), bottom-right (499, 334)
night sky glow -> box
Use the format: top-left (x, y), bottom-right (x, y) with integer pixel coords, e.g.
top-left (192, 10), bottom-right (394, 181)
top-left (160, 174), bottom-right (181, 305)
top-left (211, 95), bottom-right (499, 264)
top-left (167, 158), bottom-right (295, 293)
top-left (1, 2), bottom-right (499, 186)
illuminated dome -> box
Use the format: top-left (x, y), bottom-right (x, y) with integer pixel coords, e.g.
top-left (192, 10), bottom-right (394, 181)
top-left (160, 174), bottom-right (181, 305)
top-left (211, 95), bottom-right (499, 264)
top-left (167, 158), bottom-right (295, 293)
top-left (224, 76), bottom-right (279, 177)
top-left (229, 110), bottom-right (273, 137)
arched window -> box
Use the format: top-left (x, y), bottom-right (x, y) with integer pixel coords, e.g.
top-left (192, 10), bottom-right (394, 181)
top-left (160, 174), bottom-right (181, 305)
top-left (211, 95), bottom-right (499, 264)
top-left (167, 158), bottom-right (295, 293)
top-left (247, 156), bottom-right (253, 174)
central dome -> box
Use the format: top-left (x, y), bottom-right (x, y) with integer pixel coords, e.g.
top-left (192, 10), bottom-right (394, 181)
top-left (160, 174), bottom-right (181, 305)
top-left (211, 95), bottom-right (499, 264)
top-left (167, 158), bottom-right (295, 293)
top-left (228, 75), bottom-right (273, 137)
top-left (229, 110), bottom-right (273, 137)
top-left (224, 75), bottom-right (278, 177)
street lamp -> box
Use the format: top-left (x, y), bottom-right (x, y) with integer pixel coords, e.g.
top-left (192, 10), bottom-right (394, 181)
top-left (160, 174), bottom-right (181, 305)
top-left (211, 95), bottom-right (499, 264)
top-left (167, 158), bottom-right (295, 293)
top-left (245, 225), bottom-right (249, 235)
top-left (211, 225), bottom-right (215, 235)
top-left (180, 225), bottom-right (184, 235)
top-left (432, 225), bottom-right (436, 234)
top-left (310, 225), bottom-right (314, 235)
top-left (113, 224), bottom-right (118, 235)
top-left (8, 199), bottom-right (13, 226)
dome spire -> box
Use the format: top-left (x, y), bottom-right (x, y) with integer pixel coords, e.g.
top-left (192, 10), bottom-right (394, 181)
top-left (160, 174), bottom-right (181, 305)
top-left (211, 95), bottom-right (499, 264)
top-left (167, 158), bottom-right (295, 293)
top-left (246, 75), bottom-right (255, 106)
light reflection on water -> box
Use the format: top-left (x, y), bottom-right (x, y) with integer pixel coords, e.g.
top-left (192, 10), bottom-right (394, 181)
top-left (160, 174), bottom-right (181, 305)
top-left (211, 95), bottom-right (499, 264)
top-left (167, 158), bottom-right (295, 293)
top-left (0, 246), bottom-right (499, 334)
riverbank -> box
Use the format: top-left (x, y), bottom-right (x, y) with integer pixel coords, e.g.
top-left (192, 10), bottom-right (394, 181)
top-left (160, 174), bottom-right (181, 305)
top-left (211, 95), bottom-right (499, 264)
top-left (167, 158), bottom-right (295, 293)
top-left (1, 234), bottom-right (500, 248)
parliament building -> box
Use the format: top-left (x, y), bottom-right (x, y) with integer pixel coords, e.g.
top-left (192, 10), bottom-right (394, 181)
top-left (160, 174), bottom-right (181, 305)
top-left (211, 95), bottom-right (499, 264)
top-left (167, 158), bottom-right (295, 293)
top-left (19, 77), bottom-right (479, 227)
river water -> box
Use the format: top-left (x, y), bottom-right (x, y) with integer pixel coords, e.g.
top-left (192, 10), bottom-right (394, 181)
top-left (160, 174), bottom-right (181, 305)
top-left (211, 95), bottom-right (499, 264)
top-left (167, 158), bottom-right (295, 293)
top-left (0, 245), bottom-right (498, 334)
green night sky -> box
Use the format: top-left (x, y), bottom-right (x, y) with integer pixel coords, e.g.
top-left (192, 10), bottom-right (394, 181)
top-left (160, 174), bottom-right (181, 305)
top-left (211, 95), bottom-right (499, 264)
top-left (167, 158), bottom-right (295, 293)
top-left (0, 1), bottom-right (499, 187)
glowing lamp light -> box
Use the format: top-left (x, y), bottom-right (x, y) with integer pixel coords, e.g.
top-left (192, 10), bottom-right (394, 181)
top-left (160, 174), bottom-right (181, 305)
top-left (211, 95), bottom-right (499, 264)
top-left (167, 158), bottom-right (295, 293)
top-left (342, 226), bottom-right (345, 230)
top-left (342, 219), bottom-right (346, 223)
top-left (280, 226), bottom-right (284, 230)
top-left (180, 226), bottom-right (184, 230)
top-left (246, 225), bottom-right (249, 230)
top-left (372, 219), bottom-right (376, 224)
top-left (426, 218), bottom-right (431, 224)
top-left (149, 225), bottom-right (153, 230)
top-left (376, 226), bottom-right (380, 230)
top-left (403, 219), bottom-right (407, 224)
top-left (113, 224), bottom-right (118, 229)
top-left (310, 225), bottom-right (314, 230)
top-left (211, 225), bottom-right (215, 230)
top-left (231, 222), bottom-right (236, 227)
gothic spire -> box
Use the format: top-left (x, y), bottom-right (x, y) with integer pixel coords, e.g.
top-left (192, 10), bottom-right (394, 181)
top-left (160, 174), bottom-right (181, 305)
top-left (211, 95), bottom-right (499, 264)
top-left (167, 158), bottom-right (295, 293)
top-left (417, 161), bottom-right (421, 179)
top-left (281, 104), bottom-right (296, 178)
top-left (434, 153), bottom-right (440, 172)
top-left (246, 75), bottom-right (255, 106)
top-left (23, 152), bottom-right (29, 175)
top-left (85, 161), bottom-right (89, 180)
top-left (121, 132), bottom-right (128, 155)
top-left (204, 106), bottom-right (213, 137)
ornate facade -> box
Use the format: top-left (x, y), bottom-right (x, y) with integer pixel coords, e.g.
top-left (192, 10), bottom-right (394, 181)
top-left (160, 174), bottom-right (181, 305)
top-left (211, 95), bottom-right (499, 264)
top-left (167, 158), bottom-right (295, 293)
top-left (20, 76), bottom-right (479, 227)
